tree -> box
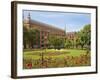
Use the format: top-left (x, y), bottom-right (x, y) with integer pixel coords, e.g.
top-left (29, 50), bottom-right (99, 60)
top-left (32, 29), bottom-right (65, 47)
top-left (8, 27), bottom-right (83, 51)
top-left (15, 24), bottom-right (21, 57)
top-left (74, 37), bottom-right (80, 49)
top-left (23, 26), bottom-right (40, 49)
top-left (48, 36), bottom-right (65, 50)
top-left (23, 26), bottom-right (29, 49)
top-left (78, 24), bottom-right (91, 49)
top-left (65, 39), bottom-right (72, 48)
top-left (28, 28), bottom-right (40, 48)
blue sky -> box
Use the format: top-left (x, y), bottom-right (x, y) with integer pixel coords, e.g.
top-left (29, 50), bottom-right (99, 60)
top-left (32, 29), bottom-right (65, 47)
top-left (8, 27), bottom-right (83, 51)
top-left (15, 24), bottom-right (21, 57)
top-left (23, 10), bottom-right (91, 32)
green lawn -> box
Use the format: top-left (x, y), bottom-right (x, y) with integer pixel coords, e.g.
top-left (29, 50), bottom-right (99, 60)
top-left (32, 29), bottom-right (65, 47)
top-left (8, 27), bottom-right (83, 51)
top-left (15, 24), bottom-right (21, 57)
top-left (23, 49), bottom-right (87, 59)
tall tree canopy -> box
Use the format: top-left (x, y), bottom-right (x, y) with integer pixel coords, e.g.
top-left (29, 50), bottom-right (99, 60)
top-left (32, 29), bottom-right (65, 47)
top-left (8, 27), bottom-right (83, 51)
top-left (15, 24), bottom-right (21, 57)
top-left (23, 26), bottom-right (40, 49)
top-left (78, 24), bottom-right (91, 49)
top-left (48, 36), bottom-right (65, 50)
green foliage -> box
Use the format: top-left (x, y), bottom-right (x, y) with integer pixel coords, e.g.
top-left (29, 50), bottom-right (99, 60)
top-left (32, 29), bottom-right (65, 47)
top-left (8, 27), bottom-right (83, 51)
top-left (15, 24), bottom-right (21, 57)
top-left (78, 24), bottom-right (91, 49)
top-left (65, 24), bottom-right (91, 50)
top-left (23, 26), bottom-right (40, 49)
top-left (28, 28), bottom-right (40, 46)
top-left (65, 39), bottom-right (72, 48)
top-left (48, 36), bottom-right (65, 50)
top-left (23, 26), bottom-right (29, 48)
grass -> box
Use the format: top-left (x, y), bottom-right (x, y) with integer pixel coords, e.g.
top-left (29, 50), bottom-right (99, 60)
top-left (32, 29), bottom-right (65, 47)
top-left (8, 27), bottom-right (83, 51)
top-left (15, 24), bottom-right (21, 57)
top-left (23, 49), bottom-right (91, 69)
top-left (23, 49), bottom-right (86, 59)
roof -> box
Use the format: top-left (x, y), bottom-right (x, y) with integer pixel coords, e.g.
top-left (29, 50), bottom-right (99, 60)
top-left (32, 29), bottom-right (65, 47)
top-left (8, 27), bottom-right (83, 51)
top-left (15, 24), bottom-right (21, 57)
top-left (24, 19), bottom-right (65, 32)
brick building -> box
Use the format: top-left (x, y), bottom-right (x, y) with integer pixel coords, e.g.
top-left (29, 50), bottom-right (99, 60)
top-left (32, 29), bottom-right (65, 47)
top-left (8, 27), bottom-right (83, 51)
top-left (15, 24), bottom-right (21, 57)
top-left (23, 14), bottom-right (66, 49)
